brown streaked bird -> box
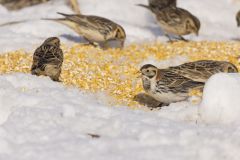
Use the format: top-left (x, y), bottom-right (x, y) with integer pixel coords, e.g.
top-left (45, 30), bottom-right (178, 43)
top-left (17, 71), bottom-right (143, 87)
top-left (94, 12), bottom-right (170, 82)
top-left (31, 37), bottom-right (63, 81)
top-left (236, 10), bottom-right (240, 27)
top-left (43, 12), bottom-right (126, 49)
top-left (169, 60), bottom-right (238, 82)
top-left (148, 0), bottom-right (177, 9)
top-left (137, 5), bottom-right (200, 41)
top-left (140, 64), bottom-right (204, 104)
top-left (0, 0), bottom-right (50, 10)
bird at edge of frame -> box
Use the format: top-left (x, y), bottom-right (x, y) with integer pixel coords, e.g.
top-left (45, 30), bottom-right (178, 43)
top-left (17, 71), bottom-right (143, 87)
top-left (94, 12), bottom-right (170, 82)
top-left (136, 2), bottom-right (200, 42)
top-left (42, 12), bottom-right (126, 49)
top-left (169, 60), bottom-right (238, 82)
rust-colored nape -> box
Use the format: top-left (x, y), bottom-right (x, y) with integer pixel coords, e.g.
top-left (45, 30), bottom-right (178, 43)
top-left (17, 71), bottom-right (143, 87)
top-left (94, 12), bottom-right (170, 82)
top-left (156, 69), bottom-right (162, 81)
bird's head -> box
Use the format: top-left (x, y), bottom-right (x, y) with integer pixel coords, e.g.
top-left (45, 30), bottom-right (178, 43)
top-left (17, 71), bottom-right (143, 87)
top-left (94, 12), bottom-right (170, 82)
top-left (140, 64), bottom-right (158, 79)
top-left (43, 37), bottom-right (60, 47)
top-left (114, 25), bottom-right (126, 48)
top-left (186, 16), bottom-right (201, 36)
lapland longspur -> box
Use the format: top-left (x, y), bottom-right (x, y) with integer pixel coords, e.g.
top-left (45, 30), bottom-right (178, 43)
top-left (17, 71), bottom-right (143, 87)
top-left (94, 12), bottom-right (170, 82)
top-left (137, 5), bottom-right (200, 41)
top-left (31, 37), bottom-right (63, 81)
top-left (169, 60), bottom-right (238, 82)
top-left (44, 12), bottom-right (126, 48)
top-left (140, 64), bottom-right (204, 104)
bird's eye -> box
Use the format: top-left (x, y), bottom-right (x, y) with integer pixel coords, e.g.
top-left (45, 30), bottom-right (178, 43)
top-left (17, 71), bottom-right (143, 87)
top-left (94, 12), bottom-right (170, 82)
top-left (146, 70), bottom-right (149, 72)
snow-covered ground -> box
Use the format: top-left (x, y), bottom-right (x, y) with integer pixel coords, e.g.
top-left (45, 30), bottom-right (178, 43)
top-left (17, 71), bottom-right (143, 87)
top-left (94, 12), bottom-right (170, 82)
top-left (1, 0), bottom-right (240, 160)
top-left (1, 73), bottom-right (240, 160)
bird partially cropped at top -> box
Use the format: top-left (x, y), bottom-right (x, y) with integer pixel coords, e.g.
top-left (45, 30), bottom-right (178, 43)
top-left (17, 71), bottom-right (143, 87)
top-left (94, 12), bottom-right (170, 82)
top-left (43, 12), bottom-right (126, 49)
top-left (31, 37), bottom-right (63, 81)
top-left (236, 10), bottom-right (240, 27)
top-left (148, 0), bottom-right (177, 10)
top-left (140, 64), bottom-right (204, 104)
top-left (169, 60), bottom-right (238, 82)
top-left (0, 0), bottom-right (49, 10)
top-left (137, 4), bottom-right (200, 41)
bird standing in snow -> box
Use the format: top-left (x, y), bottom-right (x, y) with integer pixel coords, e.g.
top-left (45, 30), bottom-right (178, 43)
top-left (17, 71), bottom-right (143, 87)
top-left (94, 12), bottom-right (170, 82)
top-left (236, 10), bottom-right (240, 27)
top-left (140, 64), bottom-right (204, 104)
top-left (137, 4), bottom-right (200, 41)
top-left (43, 12), bottom-right (126, 49)
top-left (31, 37), bottom-right (63, 81)
top-left (169, 60), bottom-right (238, 82)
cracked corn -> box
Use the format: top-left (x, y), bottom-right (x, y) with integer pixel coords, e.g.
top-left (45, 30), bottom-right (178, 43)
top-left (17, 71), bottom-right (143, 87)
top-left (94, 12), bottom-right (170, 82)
top-left (0, 41), bottom-right (239, 108)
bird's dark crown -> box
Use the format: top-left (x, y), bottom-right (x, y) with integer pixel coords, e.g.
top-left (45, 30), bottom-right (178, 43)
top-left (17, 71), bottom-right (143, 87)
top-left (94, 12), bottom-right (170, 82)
top-left (140, 64), bottom-right (157, 71)
top-left (43, 37), bottom-right (60, 46)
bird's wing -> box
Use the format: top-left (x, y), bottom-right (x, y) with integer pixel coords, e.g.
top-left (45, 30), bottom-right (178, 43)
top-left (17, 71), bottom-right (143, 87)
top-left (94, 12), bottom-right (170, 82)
top-left (159, 70), bottom-right (204, 92)
top-left (86, 16), bottom-right (117, 35)
top-left (58, 13), bottom-right (115, 36)
top-left (156, 7), bottom-right (183, 25)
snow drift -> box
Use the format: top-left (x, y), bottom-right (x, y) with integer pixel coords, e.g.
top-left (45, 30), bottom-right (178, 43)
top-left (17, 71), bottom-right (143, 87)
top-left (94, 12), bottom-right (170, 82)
top-left (200, 73), bottom-right (240, 125)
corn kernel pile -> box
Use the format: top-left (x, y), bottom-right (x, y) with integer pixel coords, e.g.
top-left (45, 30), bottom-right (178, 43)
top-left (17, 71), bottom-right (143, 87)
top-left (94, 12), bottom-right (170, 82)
top-left (0, 41), bottom-right (240, 108)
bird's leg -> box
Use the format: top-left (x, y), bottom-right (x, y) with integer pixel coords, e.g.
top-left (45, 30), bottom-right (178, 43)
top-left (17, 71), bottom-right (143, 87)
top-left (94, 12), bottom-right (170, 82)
top-left (83, 37), bottom-right (98, 47)
top-left (177, 36), bottom-right (189, 42)
top-left (165, 34), bottom-right (173, 43)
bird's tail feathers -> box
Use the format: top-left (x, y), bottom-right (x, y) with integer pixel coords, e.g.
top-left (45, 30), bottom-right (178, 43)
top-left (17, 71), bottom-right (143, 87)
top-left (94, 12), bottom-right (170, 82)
top-left (41, 17), bottom-right (68, 23)
top-left (136, 4), bottom-right (151, 10)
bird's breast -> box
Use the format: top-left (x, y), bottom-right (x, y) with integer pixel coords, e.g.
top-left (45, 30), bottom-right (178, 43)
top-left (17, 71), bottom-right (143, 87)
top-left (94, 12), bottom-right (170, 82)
top-left (142, 77), bottom-right (151, 91)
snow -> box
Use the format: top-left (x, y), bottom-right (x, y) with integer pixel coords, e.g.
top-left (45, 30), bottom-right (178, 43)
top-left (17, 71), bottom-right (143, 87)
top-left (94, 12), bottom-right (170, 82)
top-left (0, 0), bottom-right (240, 159)
top-left (199, 73), bottom-right (240, 125)
top-left (1, 74), bottom-right (240, 160)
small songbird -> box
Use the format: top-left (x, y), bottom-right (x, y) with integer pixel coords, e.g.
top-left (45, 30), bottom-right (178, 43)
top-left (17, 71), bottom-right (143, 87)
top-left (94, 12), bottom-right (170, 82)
top-left (43, 12), bottom-right (126, 49)
top-left (169, 60), bottom-right (238, 82)
top-left (140, 64), bottom-right (204, 104)
top-left (236, 10), bottom-right (240, 27)
top-left (31, 37), bottom-right (63, 81)
top-left (137, 4), bottom-right (200, 41)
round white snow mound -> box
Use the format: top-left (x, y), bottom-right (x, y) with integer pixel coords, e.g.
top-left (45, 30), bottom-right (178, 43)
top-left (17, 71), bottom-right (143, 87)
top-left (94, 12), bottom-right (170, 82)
top-left (199, 73), bottom-right (240, 125)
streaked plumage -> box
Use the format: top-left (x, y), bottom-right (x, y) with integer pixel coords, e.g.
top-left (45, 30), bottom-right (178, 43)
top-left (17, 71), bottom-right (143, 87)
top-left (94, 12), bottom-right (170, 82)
top-left (137, 5), bottom-right (200, 41)
top-left (0, 0), bottom-right (49, 10)
top-left (31, 37), bottom-right (63, 81)
top-left (140, 64), bottom-right (204, 104)
top-left (236, 10), bottom-right (240, 27)
top-left (148, 0), bottom-right (176, 9)
top-left (169, 60), bottom-right (238, 82)
top-left (44, 12), bottom-right (126, 48)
